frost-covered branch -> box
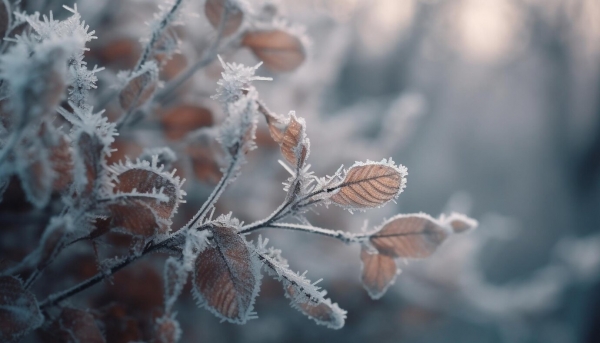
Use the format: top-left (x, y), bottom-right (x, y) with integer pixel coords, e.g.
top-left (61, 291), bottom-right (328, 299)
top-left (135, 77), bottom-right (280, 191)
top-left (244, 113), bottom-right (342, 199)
top-left (155, 2), bottom-right (235, 104)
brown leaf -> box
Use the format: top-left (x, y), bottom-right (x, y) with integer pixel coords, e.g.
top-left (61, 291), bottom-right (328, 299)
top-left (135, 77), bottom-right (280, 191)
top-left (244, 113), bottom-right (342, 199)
top-left (74, 131), bottom-right (104, 197)
top-left (50, 134), bottom-right (74, 192)
top-left (242, 30), bottom-right (306, 72)
top-left (329, 161), bottom-right (406, 210)
top-left (48, 308), bottom-right (106, 343)
top-left (160, 105), bottom-right (213, 141)
top-left (114, 168), bottom-right (180, 218)
top-left (119, 68), bottom-right (158, 112)
top-left (0, 276), bottom-right (44, 342)
top-left (285, 283), bottom-right (345, 329)
top-left (370, 214), bottom-right (450, 258)
top-left (0, 0), bottom-right (10, 39)
top-left (163, 257), bottom-right (187, 312)
top-left (204, 0), bottom-right (244, 36)
top-left (360, 246), bottom-right (398, 299)
top-left (192, 225), bottom-right (260, 324)
top-left (16, 138), bottom-right (53, 208)
top-left (108, 167), bottom-right (182, 237)
top-left (278, 113), bottom-right (308, 168)
top-left (108, 202), bottom-right (165, 237)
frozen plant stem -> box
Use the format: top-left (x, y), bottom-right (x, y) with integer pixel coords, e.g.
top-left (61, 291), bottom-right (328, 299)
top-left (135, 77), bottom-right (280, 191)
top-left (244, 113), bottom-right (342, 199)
top-left (154, 5), bottom-right (232, 104)
top-left (185, 152), bottom-right (237, 230)
top-left (135, 0), bottom-right (184, 72)
top-left (36, 212), bottom-right (364, 308)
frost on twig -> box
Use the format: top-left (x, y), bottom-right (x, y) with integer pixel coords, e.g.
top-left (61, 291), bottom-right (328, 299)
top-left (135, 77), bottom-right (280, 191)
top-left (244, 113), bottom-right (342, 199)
top-left (252, 236), bottom-right (346, 329)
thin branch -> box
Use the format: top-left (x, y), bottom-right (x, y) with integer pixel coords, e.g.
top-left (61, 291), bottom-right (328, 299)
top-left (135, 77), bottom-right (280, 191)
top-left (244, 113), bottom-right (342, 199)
top-left (185, 156), bottom-right (237, 230)
top-left (241, 222), bottom-right (369, 244)
top-left (154, 5), bottom-right (234, 104)
top-left (38, 236), bottom-right (177, 309)
top-left (134, 0), bottom-right (184, 72)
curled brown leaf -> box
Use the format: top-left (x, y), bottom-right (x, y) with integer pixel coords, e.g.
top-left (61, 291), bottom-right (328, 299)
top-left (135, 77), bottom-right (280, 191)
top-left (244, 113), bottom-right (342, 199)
top-left (285, 283), bottom-right (345, 330)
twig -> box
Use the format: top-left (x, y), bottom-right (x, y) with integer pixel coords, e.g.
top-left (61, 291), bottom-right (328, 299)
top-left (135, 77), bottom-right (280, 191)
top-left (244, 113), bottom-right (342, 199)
top-left (134, 0), bottom-right (185, 72)
top-left (153, 6), bottom-right (234, 105)
top-left (38, 236), bottom-right (177, 309)
top-left (241, 222), bottom-right (369, 244)
top-left (184, 154), bottom-right (237, 230)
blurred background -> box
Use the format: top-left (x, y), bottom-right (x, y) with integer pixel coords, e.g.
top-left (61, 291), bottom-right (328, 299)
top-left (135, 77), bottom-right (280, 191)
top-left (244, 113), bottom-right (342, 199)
top-left (4, 0), bottom-right (600, 342)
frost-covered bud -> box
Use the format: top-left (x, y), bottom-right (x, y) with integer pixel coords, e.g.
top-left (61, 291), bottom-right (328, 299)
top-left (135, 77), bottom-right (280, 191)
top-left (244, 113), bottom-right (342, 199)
top-left (211, 56), bottom-right (271, 104)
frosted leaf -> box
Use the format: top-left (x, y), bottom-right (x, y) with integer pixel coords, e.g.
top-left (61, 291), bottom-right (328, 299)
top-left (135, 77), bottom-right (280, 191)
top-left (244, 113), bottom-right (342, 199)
top-left (285, 283), bottom-right (346, 330)
top-left (370, 213), bottom-right (451, 258)
top-left (211, 56), bottom-right (271, 104)
top-left (242, 30), bottom-right (306, 72)
top-left (192, 224), bottom-right (261, 324)
top-left (441, 212), bottom-right (478, 234)
top-left (119, 61), bottom-right (159, 112)
top-left (105, 158), bottom-right (186, 237)
top-left (217, 89), bottom-right (259, 164)
top-left (0, 276), bottom-right (44, 342)
top-left (269, 111), bottom-right (309, 169)
top-left (114, 170), bottom-right (176, 218)
top-left (49, 133), bottom-right (74, 192)
top-left (47, 307), bottom-right (105, 343)
top-left (153, 313), bottom-right (181, 343)
top-left (360, 245), bottom-right (399, 299)
top-left (205, 0), bottom-right (244, 36)
top-left (252, 237), bottom-right (346, 329)
top-left (160, 105), bottom-right (213, 141)
top-left (0, 41), bottom-right (69, 119)
top-left (0, 0), bottom-right (10, 39)
top-left (323, 159), bottom-right (407, 211)
top-left (107, 201), bottom-right (166, 238)
top-left (15, 135), bottom-right (54, 208)
top-left (163, 257), bottom-right (188, 313)
top-left (73, 131), bottom-right (104, 198)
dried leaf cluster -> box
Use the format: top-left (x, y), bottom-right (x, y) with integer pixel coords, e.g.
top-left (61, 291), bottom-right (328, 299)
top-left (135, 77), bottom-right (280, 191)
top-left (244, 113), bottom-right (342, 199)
top-left (0, 1), bottom-right (476, 342)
